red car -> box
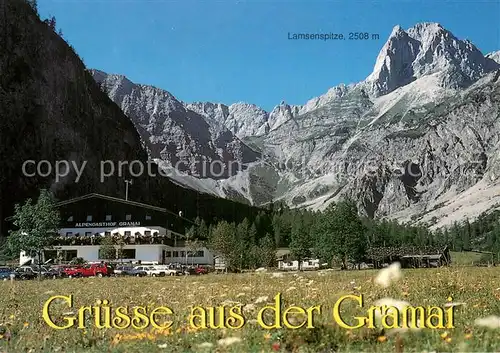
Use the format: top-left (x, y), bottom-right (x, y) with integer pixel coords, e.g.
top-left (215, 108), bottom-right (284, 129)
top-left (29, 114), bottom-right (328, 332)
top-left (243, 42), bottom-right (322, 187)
top-left (64, 263), bottom-right (114, 278)
top-left (194, 266), bottom-right (208, 275)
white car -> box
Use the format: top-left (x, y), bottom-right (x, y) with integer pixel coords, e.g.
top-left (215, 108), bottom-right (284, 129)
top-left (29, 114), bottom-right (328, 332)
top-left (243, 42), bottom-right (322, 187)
top-left (152, 265), bottom-right (181, 276)
top-left (134, 266), bottom-right (165, 277)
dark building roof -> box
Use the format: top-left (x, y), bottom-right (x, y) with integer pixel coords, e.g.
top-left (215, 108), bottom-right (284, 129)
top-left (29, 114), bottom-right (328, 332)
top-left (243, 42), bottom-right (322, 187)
top-left (5, 193), bottom-right (195, 225)
top-left (56, 193), bottom-right (167, 213)
top-left (367, 245), bottom-right (449, 261)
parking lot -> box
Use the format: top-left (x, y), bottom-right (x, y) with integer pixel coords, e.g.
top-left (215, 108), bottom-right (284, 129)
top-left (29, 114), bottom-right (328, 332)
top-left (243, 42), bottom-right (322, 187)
top-left (0, 262), bottom-right (210, 280)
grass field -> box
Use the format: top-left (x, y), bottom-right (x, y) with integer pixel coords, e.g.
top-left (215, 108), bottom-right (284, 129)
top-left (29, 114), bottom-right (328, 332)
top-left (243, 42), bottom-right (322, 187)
top-left (0, 266), bottom-right (500, 352)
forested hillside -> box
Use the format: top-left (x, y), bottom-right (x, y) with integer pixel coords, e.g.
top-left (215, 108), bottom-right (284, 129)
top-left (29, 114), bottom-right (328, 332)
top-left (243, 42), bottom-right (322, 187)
top-left (200, 201), bottom-right (500, 270)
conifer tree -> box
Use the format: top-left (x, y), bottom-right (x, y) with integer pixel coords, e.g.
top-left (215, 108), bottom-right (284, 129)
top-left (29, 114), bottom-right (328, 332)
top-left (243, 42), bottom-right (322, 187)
top-left (290, 214), bottom-right (310, 270)
top-left (315, 201), bottom-right (366, 269)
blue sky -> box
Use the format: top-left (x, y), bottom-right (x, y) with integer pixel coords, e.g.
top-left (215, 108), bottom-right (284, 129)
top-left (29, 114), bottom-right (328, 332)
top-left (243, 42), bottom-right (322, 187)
top-left (39, 0), bottom-right (499, 111)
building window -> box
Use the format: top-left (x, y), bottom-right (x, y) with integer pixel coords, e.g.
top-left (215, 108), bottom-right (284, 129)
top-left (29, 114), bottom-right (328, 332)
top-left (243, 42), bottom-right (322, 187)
top-left (180, 251), bottom-right (186, 257)
top-left (62, 250), bottom-right (77, 262)
top-left (67, 216), bottom-right (73, 222)
top-left (173, 251), bottom-right (179, 257)
top-left (105, 215), bottom-right (112, 221)
top-left (85, 232), bottom-right (92, 237)
top-left (43, 250), bottom-right (58, 262)
top-left (144, 230), bottom-right (151, 236)
top-left (188, 250), bottom-right (205, 257)
top-left (105, 231), bottom-right (111, 237)
top-left (86, 215), bottom-right (92, 222)
top-left (120, 249), bottom-right (136, 259)
top-left (66, 232), bottom-right (73, 237)
top-left (145, 215), bottom-right (151, 220)
top-left (165, 251), bottom-right (172, 257)
top-left (124, 231), bottom-right (131, 237)
top-left (99, 248), bottom-right (116, 260)
top-left (125, 214), bottom-right (132, 221)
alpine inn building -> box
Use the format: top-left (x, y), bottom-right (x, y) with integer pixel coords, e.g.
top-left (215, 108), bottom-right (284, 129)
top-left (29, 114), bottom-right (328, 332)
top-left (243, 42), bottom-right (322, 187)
top-left (16, 193), bottom-right (214, 265)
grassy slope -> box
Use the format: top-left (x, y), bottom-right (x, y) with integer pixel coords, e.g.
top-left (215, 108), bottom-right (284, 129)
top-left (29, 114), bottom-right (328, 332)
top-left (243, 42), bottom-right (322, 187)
top-left (451, 252), bottom-right (488, 266)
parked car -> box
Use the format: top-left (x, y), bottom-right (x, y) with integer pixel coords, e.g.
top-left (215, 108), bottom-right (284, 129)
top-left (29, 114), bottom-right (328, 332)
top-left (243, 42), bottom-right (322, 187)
top-left (14, 266), bottom-right (37, 280)
top-left (180, 266), bottom-right (197, 275)
top-left (194, 266), bottom-right (208, 275)
top-left (62, 265), bottom-right (84, 278)
top-left (36, 265), bottom-right (67, 279)
top-left (0, 267), bottom-right (16, 281)
top-left (134, 265), bottom-right (165, 277)
top-left (115, 266), bottom-right (147, 277)
top-left (64, 263), bottom-right (114, 278)
top-left (192, 265), bottom-right (206, 274)
top-left (153, 265), bottom-right (182, 276)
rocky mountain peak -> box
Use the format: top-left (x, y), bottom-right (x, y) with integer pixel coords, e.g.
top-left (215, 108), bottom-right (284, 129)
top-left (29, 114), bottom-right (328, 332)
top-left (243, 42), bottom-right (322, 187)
top-left (486, 51), bottom-right (500, 64)
top-left (366, 22), bottom-right (500, 97)
top-left (93, 70), bottom-right (185, 116)
top-left (268, 101), bottom-right (302, 131)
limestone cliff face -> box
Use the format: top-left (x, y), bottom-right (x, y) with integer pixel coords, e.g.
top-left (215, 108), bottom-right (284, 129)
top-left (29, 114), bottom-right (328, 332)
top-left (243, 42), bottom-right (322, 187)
top-left (91, 71), bottom-right (261, 179)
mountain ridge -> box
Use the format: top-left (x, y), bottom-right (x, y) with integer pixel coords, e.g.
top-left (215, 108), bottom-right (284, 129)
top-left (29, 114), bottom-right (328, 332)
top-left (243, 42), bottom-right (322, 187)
top-left (91, 21), bottom-right (500, 228)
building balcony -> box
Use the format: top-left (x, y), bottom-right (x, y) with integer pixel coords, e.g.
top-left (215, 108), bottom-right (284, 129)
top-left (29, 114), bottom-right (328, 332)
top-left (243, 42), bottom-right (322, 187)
top-left (49, 234), bottom-right (175, 246)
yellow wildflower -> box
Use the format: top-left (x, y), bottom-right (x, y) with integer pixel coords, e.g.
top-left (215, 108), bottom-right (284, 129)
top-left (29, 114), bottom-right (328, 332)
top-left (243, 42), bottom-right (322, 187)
top-left (377, 335), bottom-right (387, 343)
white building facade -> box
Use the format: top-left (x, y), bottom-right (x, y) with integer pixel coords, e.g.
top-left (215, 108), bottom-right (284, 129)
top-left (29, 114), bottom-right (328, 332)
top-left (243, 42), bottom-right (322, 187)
top-left (19, 194), bottom-right (214, 266)
top-left (277, 259), bottom-right (320, 271)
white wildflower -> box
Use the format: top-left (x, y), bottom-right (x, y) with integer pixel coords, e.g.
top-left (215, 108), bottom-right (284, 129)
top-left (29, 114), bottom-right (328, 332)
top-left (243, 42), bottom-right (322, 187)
top-left (255, 296), bottom-right (269, 304)
top-left (475, 315), bottom-right (500, 329)
top-left (374, 262), bottom-right (402, 288)
top-left (221, 299), bottom-right (241, 306)
top-left (244, 303), bottom-right (256, 311)
top-left (197, 342), bottom-right (214, 349)
top-left (218, 337), bottom-right (242, 346)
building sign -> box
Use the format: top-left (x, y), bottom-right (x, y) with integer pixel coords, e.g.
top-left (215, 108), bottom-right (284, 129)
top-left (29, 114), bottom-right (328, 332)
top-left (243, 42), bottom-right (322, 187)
top-left (73, 222), bottom-right (141, 228)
